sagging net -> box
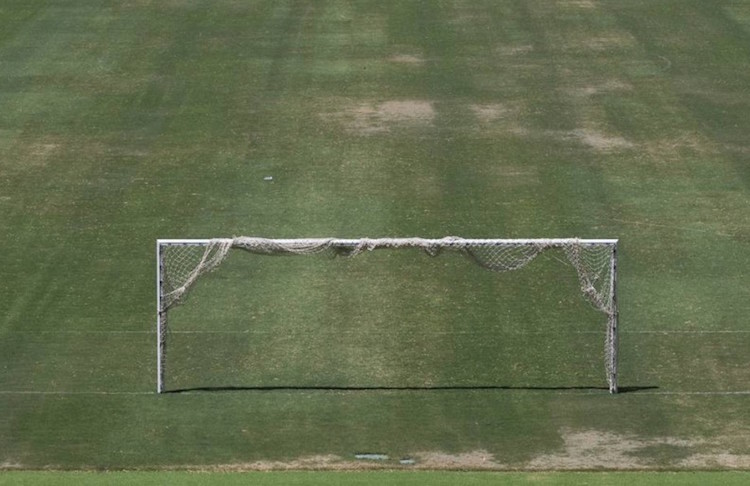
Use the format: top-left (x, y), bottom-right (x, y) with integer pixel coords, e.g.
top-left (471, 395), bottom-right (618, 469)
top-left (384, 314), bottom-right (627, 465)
top-left (158, 237), bottom-right (617, 388)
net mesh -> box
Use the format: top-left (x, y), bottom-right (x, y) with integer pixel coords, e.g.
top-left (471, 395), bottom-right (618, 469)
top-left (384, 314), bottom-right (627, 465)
top-left (161, 237), bottom-right (615, 314)
top-left (158, 237), bottom-right (618, 390)
top-left (160, 240), bottom-right (232, 310)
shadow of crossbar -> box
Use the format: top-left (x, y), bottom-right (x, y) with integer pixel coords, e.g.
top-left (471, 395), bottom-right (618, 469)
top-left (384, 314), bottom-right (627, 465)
top-left (165, 385), bottom-right (657, 394)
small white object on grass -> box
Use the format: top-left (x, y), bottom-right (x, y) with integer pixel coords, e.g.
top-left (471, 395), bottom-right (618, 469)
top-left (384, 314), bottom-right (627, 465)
top-left (263, 176), bottom-right (273, 181)
top-left (355, 453), bottom-right (389, 461)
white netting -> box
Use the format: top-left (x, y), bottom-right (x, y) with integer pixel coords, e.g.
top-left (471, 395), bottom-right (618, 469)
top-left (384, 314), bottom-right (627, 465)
top-left (160, 237), bottom-right (615, 314)
top-left (561, 242), bottom-right (617, 384)
top-left (160, 240), bottom-right (232, 310)
top-left (161, 236), bottom-right (614, 313)
top-left (158, 237), bottom-right (618, 390)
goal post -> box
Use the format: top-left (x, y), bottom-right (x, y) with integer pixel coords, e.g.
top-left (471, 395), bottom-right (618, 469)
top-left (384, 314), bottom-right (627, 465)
top-left (156, 237), bottom-right (619, 394)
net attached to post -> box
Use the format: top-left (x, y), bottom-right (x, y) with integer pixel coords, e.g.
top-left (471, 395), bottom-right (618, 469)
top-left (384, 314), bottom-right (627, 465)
top-left (158, 237), bottom-right (618, 391)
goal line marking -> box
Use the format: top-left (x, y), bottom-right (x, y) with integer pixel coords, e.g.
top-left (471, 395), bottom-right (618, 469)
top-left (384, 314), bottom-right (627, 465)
top-left (0, 390), bottom-right (152, 395)
top-left (628, 391), bottom-right (750, 396)
top-left (0, 390), bottom-right (748, 396)
top-left (6, 329), bottom-right (750, 335)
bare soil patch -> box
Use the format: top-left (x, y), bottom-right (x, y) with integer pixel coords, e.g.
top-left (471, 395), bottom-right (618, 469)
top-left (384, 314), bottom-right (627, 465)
top-left (388, 54), bottom-right (425, 65)
top-left (20, 139), bottom-right (61, 169)
top-left (470, 103), bottom-right (510, 123)
top-left (179, 455), bottom-right (353, 472)
top-left (679, 452), bottom-right (750, 469)
top-left (560, 0), bottom-right (599, 8)
top-left (179, 451), bottom-right (506, 471)
top-left (377, 101), bottom-right (434, 120)
top-left (164, 435), bottom-right (750, 471)
top-left (241, 455), bottom-right (350, 471)
top-left (527, 428), bottom-right (703, 470)
top-left (571, 128), bottom-right (634, 151)
top-left (565, 79), bottom-right (633, 97)
top-left (30, 142), bottom-right (59, 159)
top-left (323, 100), bottom-right (435, 135)
top-left (413, 450), bottom-right (504, 470)
top-left (469, 101), bottom-right (529, 137)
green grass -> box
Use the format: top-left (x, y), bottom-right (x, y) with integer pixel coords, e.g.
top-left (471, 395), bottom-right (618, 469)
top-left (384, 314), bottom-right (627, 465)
top-left (1, 0), bottom-right (749, 473)
top-left (3, 471), bottom-right (750, 486)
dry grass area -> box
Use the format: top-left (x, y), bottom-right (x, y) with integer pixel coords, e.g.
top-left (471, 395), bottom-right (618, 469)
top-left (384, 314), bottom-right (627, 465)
top-left (527, 429), bottom-right (750, 470)
top-left (3, 0), bottom-right (750, 474)
top-left (563, 79), bottom-right (633, 98)
top-left (571, 128), bottom-right (634, 151)
top-left (165, 429), bottom-right (750, 471)
top-left (388, 53), bottom-right (425, 65)
top-left (470, 103), bottom-right (511, 123)
top-left (322, 100), bottom-right (436, 135)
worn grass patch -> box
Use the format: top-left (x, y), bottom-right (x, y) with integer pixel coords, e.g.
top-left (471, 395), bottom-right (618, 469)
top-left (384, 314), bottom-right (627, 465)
top-left (1, 0), bottom-right (749, 473)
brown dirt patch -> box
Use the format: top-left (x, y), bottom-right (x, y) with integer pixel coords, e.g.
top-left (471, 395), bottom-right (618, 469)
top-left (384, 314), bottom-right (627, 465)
top-left (571, 128), bottom-right (634, 151)
top-left (469, 101), bottom-right (529, 137)
top-left (27, 141), bottom-right (60, 167)
top-left (413, 450), bottom-right (504, 470)
top-left (377, 100), bottom-right (434, 120)
top-left (565, 79), bottom-right (633, 97)
top-left (211, 455), bottom-right (350, 471)
top-left (153, 436), bottom-right (750, 471)
top-left (560, 0), bottom-right (599, 8)
top-left (679, 452), bottom-right (750, 469)
top-left (323, 100), bottom-right (435, 135)
top-left (182, 451), bottom-right (507, 471)
top-left (470, 103), bottom-right (510, 123)
top-left (527, 428), bottom-right (703, 470)
top-left (388, 54), bottom-right (425, 65)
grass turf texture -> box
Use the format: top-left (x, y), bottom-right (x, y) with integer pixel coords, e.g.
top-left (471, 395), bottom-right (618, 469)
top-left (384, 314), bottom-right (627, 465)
top-left (1, 0), bottom-right (750, 471)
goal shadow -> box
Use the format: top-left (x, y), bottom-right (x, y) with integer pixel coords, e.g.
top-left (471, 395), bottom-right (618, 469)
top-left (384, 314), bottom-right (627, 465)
top-left (164, 385), bottom-right (657, 394)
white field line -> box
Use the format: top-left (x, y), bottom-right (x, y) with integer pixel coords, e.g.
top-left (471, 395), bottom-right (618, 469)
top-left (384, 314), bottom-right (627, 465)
top-left (630, 391), bottom-right (750, 396)
top-left (0, 389), bottom-right (748, 396)
top-left (0, 390), bottom-right (151, 395)
top-left (5, 330), bottom-right (750, 334)
top-left (5, 327), bottom-right (750, 335)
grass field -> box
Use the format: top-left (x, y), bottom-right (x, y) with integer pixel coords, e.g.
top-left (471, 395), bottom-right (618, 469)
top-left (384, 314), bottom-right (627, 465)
top-left (4, 471), bottom-right (750, 486)
top-left (1, 0), bottom-right (749, 476)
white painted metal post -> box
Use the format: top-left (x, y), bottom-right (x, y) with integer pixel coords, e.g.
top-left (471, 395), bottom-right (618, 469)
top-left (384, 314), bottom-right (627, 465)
top-left (156, 241), bottom-right (165, 394)
top-left (155, 237), bottom-right (620, 394)
top-left (608, 243), bottom-right (619, 394)
top-left (156, 239), bottom-right (211, 393)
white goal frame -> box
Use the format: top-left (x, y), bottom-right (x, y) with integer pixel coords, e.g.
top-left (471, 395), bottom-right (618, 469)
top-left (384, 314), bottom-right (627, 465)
top-left (156, 237), bottom-right (619, 394)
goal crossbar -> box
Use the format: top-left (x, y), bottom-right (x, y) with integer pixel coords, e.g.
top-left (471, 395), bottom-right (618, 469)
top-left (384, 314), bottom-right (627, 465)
top-left (156, 236), bottom-right (619, 394)
top-left (157, 237), bottom-right (618, 246)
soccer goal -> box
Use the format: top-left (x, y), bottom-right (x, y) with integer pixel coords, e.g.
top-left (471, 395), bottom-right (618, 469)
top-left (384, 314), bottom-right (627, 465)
top-left (156, 237), bottom-right (619, 394)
